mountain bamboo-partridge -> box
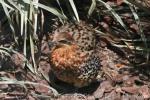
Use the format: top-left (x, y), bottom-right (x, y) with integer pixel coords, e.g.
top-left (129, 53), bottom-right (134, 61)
top-left (49, 21), bottom-right (101, 88)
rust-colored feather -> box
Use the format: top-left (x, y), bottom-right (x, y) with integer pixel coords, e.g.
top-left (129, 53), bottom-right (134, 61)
top-left (49, 21), bottom-right (101, 87)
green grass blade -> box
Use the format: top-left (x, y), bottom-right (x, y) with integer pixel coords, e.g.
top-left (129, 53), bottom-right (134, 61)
top-left (0, 0), bottom-right (14, 10)
top-left (0, 77), bottom-right (59, 97)
top-left (88, 0), bottom-right (96, 17)
top-left (21, 13), bottom-right (24, 36)
top-left (1, 1), bottom-right (18, 43)
top-left (0, 47), bottom-right (35, 74)
top-left (68, 0), bottom-right (79, 22)
top-left (24, 1), bottom-right (67, 19)
top-left (30, 35), bottom-right (37, 74)
top-left (97, 0), bottom-right (130, 34)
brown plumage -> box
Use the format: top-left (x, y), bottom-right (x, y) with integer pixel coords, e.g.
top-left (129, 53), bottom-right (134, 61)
top-left (49, 21), bottom-right (101, 88)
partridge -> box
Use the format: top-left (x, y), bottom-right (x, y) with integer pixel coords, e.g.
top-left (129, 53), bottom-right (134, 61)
top-left (49, 21), bottom-right (101, 88)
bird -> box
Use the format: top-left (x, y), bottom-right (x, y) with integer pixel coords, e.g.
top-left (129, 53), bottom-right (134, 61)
top-left (48, 21), bottom-right (101, 88)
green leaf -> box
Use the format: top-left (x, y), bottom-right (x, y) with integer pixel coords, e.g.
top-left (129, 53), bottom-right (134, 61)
top-left (88, 0), bottom-right (96, 17)
top-left (68, 0), bottom-right (79, 21)
top-left (24, 1), bottom-right (67, 19)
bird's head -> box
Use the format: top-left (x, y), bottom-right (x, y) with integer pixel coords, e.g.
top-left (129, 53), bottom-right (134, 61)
top-left (48, 32), bottom-right (74, 49)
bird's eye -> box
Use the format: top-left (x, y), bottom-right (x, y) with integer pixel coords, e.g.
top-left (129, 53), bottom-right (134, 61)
top-left (58, 40), bottom-right (71, 44)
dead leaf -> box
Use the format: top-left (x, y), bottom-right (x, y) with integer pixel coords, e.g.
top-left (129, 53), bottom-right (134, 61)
top-left (106, 90), bottom-right (121, 100)
top-left (100, 81), bottom-right (114, 92)
top-left (35, 80), bottom-right (49, 94)
top-left (139, 85), bottom-right (150, 99)
top-left (93, 87), bottom-right (105, 99)
top-left (122, 86), bottom-right (139, 94)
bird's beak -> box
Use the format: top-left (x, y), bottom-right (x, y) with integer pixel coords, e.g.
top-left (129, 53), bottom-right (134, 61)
top-left (48, 40), bottom-right (58, 49)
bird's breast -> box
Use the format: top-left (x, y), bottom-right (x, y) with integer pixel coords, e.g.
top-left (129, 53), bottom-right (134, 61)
top-left (50, 44), bottom-right (87, 70)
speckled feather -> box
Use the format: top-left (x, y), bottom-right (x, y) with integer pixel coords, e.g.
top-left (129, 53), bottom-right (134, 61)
top-left (49, 21), bottom-right (101, 87)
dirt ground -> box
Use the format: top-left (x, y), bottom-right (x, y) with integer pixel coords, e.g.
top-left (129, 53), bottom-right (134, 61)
top-left (1, 0), bottom-right (150, 100)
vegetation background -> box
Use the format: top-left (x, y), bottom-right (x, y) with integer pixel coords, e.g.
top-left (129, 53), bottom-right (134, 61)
top-left (0, 0), bottom-right (150, 99)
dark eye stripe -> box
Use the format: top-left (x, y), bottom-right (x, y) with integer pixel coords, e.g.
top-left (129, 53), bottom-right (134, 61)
top-left (58, 40), bottom-right (72, 44)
